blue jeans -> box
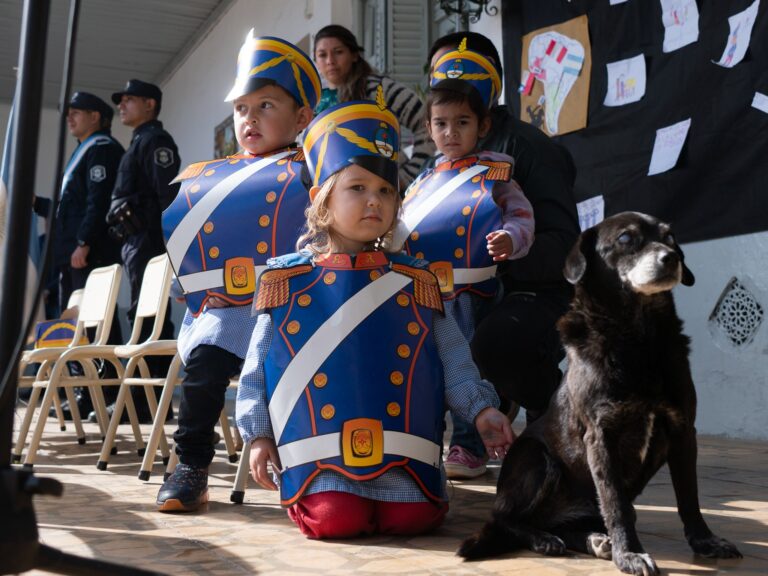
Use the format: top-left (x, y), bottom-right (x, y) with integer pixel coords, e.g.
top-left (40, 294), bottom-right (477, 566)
top-left (449, 413), bottom-right (486, 458)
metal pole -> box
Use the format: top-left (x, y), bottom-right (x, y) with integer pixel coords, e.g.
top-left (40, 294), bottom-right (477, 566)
top-left (0, 0), bottom-right (51, 466)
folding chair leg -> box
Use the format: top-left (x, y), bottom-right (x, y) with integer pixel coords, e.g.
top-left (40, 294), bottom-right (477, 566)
top-left (121, 387), bottom-right (144, 454)
top-left (96, 383), bottom-right (130, 470)
top-left (234, 426), bottom-right (243, 451)
top-left (13, 386), bottom-right (42, 463)
top-left (63, 385), bottom-right (86, 445)
top-left (231, 441), bottom-right (251, 504)
top-left (138, 353), bottom-right (181, 481)
top-left (164, 448), bottom-right (179, 481)
top-left (24, 383), bottom-right (58, 466)
top-left (52, 394), bottom-right (67, 431)
top-left (219, 411), bottom-right (238, 463)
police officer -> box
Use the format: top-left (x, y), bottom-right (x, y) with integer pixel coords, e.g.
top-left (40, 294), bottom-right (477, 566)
top-left (104, 79), bottom-right (180, 421)
top-left (107, 79), bottom-right (179, 340)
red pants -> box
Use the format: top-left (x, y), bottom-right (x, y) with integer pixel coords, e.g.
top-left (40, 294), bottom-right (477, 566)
top-left (287, 491), bottom-right (448, 539)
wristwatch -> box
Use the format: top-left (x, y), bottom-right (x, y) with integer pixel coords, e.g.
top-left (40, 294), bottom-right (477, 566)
top-left (77, 239), bottom-right (87, 247)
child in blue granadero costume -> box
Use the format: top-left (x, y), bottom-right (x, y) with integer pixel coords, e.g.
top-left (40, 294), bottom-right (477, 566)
top-left (396, 39), bottom-right (535, 481)
top-left (158, 31), bottom-right (321, 512)
top-left (236, 92), bottom-right (514, 539)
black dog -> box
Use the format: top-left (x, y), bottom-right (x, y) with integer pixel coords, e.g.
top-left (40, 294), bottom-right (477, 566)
top-left (459, 212), bottom-right (742, 575)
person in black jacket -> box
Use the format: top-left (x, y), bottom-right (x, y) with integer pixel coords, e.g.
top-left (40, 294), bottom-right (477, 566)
top-left (104, 79), bottom-right (180, 421)
top-left (427, 32), bottom-right (580, 480)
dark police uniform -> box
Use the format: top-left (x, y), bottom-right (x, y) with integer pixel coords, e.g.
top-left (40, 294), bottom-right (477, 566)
top-left (57, 92), bottom-right (124, 310)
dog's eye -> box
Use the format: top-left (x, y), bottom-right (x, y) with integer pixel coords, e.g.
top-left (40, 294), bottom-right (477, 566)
top-left (617, 232), bottom-right (632, 245)
top-left (664, 233), bottom-right (675, 244)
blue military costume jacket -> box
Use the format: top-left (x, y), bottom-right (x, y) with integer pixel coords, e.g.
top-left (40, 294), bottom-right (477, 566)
top-left (254, 251), bottom-right (447, 506)
top-left (163, 147), bottom-right (310, 315)
top-left (397, 155), bottom-right (513, 300)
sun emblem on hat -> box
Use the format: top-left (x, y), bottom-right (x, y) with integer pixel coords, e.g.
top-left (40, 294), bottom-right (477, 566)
top-left (374, 122), bottom-right (394, 158)
top-left (447, 59), bottom-right (464, 79)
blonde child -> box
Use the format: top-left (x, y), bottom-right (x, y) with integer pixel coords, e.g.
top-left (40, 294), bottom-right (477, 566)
top-left (158, 32), bottom-right (320, 512)
top-left (395, 41), bottom-right (535, 480)
top-left (236, 96), bottom-right (513, 539)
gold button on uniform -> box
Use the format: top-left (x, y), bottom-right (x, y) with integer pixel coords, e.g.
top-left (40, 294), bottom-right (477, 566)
top-left (313, 373), bottom-right (327, 388)
top-left (256, 242), bottom-right (268, 254)
top-left (462, 206), bottom-right (472, 216)
top-left (472, 190), bottom-right (482, 199)
top-left (266, 191), bottom-right (277, 203)
top-left (277, 172), bottom-right (288, 182)
top-left (259, 215), bottom-right (270, 227)
top-left (397, 344), bottom-right (411, 358)
top-left (369, 270), bottom-right (381, 281)
top-left (456, 225), bottom-right (465, 237)
top-left (204, 169), bottom-right (215, 177)
top-left (208, 247), bottom-right (220, 258)
top-left (321, 404), bottom-right (335, 419)
top-left (286, 320), bottom-right (300, 335)
top-left (189, 184), bottom-right (201, 193)
top-left (407, 322), bottom-right (420, 336)
top-left (410, 231), bottom-right (419, 241)
top-left (415, 252), bottom-right (424, 259)
top-left (324, 272), bottom-right (336, 285)
top-left (387, 402), bottom-right (401, 417)
top-left (397, 294), bottom-right (410, 307)
top-left (472, 175), bottom-right (482, 183)
top-left (298, 294), bottom-right (312, 307)
top-left (203, 221), bottom-right (214, 234)
top-left (390, 371), bottom-right (404, 386)
top-left (277, 158), bottom-right (288, 165)
top-left (454, 248), bottom-right (464, 258)
top-left (229, 159), bottom-right (239, 165)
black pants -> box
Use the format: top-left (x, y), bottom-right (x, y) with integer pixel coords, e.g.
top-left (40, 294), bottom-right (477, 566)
top-left (471, 292), bottom-right (569, 412)
top-left (174, 345), bottom-right (243, 469)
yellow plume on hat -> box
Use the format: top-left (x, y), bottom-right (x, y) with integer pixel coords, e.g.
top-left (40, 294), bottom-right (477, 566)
top-left (375, 84), bottom-right (386, 110)
top-left (458, 37), bottom-right (467, 53)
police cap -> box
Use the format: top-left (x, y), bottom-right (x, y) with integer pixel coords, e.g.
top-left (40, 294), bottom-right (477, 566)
top-left (111, 79), bottom-right (163, 106)
top-left (69, 91), bottom-right (114, 121)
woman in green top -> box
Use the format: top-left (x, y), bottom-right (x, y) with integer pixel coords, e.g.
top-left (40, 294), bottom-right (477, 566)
top-left (313, 24), bottom-right (434, 187)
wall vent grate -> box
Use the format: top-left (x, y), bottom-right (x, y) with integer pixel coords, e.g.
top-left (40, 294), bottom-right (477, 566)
top-left (709, 277), bottom-right (764, 347)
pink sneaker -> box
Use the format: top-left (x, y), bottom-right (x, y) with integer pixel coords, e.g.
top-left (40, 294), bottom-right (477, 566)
top-left (445, 445), bottom-right (487, 479)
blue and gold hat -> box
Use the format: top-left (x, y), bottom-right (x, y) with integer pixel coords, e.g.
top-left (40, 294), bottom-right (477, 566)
top-left (303, 86), bottom-right (400, 193)
top-left (430, 37), bottom-right (502, 109)
top-left (225, 30), bottom-right (321, 108)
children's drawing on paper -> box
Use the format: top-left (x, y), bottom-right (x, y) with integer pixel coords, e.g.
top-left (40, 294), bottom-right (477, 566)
top-left (577, 196), bottom-right (605, 231)
top-left (714, 0), bottom-right (760, 68)
top-left (604, 55), bottom-right (646, 107)
top-left (661, 0), bottom-right (700, 53)
top-left (648, 118), bottom-right (691, 176)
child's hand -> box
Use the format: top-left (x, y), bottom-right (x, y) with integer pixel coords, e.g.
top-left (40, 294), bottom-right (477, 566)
top-left (249, 437), bottom-right (282, 491)
top-left (474, 407), bottom-right (516, 460)
top-left (206, 296), bottom-right (230, 308)
top-left (486, 230), bottom-right (514, 261)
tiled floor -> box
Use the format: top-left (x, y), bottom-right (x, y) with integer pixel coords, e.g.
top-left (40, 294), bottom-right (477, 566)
top-left (12, 410), bottom-right (767, 575)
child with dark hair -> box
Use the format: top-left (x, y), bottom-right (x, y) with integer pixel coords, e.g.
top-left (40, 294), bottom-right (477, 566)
top-left (395, 39), bottom-right (534, 480)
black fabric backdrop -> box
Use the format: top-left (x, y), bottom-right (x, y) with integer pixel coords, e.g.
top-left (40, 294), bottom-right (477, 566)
top-left (502, 0), bottom-right (768, 243)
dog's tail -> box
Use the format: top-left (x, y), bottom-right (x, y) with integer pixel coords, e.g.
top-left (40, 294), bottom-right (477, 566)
top-left (458, 518), bottom-right (525, 560)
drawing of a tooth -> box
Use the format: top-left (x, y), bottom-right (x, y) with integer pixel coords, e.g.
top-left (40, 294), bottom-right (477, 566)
top-left (526, 31), bottom-right (584, 134)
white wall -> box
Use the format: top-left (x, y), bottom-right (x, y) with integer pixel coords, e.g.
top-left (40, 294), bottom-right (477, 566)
top-left (675, 233), bottom-right (768, 440)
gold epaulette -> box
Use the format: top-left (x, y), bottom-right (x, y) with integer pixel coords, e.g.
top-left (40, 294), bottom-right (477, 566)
top-left (391, 264), bottom-right (444, 313)
top-left (291, 149), bottom-right (305, 162)
top-left (254, 265), bottom-right (314, 310)
top-left (172, 160), bottom-right (220, 183)
top-left (478, 160), bottom-right (512, 182)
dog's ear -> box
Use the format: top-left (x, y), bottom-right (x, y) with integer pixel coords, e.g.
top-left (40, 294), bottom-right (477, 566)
top-left (564, 228), bottom-right (595, 285)
top-left (674, 241), bottom-right (695, 286)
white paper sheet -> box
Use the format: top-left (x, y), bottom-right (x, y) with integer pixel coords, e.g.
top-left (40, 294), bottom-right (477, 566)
top-left (661, 0), bottom-right (700, 53)
top-left (714, 0), bottom-right (760, 68)
top-left (648, 118), bottom-right (691, 176)
top-left (752, 92), bottom-right (768, 114)
top-left (604, 55), bottom-right (646, 106)
top-left (577, 196), bottom-right (605, 231)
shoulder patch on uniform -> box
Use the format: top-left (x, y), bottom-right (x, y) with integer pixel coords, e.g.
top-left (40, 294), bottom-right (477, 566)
top-left (154, 147), bottom-right (175, 168)
top-left (255, 265), bottom-right (314, 310)
top-left (478, 160), bottom-right (512, 182)
top-left (89, 165), bottom-right (106, 182)
top-left (172, 160), bottom-right (216, 183)
top-left (291, 149), bottom-right (305, 163)
top-left (391, 263), bottom-right (444, 313)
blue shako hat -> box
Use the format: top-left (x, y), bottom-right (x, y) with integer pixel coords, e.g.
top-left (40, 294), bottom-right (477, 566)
top-left (302, 87), bottom-right (400, 192)
top-left (430, 37), bottom-right (502, 109)
top-left (225, 30), bottom-right (321, 108)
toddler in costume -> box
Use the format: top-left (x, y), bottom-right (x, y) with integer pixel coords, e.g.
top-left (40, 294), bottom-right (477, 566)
top-left (394, 39), bottom-right (535, 480)
top-left (158, 32), bottom-right (320, 511)
top-left (236, 92), bottom-right (513, 539)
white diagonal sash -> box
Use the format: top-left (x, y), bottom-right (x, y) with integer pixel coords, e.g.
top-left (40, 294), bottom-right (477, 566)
top-left (393, 163), bottom-right (489, 247)
top-left (165, 151), bottom-right (292, 266)
top-left (60, 135), bottom-right (112, 193)
top-left (277, 431), bottom-right (441, 471)
top-left (269, 271), bottom-right (412, 444)
top-left (177, 265), bottom-right (268, 293)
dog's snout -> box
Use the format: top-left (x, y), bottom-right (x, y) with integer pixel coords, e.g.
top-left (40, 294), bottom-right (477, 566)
top-left (659, 250), bottom-right (679, 267)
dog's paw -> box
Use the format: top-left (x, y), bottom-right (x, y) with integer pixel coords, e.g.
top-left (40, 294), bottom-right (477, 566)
top-left (531, 533), bottom-right (566, 556)
top-left (613, 551), bottom-right (659, 576)
top-left (689, 535), bottom-right (743, 559)
top-left (587, 532), bottom-right (612, 560)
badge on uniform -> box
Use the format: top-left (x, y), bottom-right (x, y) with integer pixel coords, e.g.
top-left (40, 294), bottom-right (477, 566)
top-left (89, 165), bottom-right (106, 182)
top-left (154, 147), bottom-right (174, 168)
